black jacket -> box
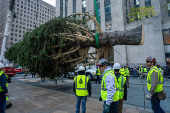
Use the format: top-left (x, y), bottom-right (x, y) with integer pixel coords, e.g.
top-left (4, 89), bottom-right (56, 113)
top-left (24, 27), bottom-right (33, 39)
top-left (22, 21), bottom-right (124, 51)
top-left (73, 71), bottom-right (91, 96)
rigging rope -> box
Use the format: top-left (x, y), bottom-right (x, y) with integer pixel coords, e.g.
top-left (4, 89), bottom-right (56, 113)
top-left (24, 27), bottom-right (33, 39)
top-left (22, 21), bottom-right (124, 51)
top-left (114, 48), bottom-right (146, 110)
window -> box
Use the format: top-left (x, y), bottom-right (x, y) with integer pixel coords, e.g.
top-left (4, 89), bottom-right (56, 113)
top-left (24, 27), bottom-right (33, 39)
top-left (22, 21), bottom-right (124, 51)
top-left (134, 0), bottom-right (139, 8)
top-left (60, 0), bottom-right (63, 17)
top-left (65, 0), bottom-right (68, 17)
top-left (15, 38), bottom-right (17, 41)
top-left (167, 0), bottom-right (170, 16)
top-left (11, 38), bottom-right (13, 41)
top-left (82, 0), bottom-right (86, 13)
top-left (145, 0), bottom-right (151, 7)
top-left (163, 29), bottom-right (170, 45)
top-left (105, 0), bottom-right (112, 31)
top-left (10, 42), bottom-right (13, 45)
top-left (125, 0), bottom-right (129, 22)
top-left (73, 0), bottom-right (76, 13)
top-left (97, 0), bottom-right (100, 25)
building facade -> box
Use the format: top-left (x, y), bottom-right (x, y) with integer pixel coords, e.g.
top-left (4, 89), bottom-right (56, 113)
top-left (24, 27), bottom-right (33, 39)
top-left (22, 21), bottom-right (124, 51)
top-left (0, 0), bottom-right (56, 51)
top-left (56, 0), bottom-right (170, 66)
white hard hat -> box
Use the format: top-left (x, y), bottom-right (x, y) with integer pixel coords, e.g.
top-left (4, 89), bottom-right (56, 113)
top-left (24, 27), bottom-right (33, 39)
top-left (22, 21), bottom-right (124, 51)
top-left (0, 63), bottom-right (4, 68)
top-left (78, 66), bottom-right (85, 71)
top-left (113, 63), bottom-right (121, 70)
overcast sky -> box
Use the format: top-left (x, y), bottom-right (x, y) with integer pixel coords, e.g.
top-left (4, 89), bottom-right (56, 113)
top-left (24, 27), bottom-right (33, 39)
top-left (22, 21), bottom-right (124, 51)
top-left (42, 0), bottom-right (56, 7)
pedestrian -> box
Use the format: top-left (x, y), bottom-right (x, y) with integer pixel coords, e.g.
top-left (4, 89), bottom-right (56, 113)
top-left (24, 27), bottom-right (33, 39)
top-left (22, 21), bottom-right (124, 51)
top-left (97, 59), bottom-right (119, 113)
top-left (73, 66), bottom-right (91, 113)
top-left (95, 66), bottom-right (100, 84)
top-left (133, 67), bottom-right (137, 77)
top-left (0, 63), bottom-right (9, 113)
top-left (113, 63), bottom-right (127, 113)
top-left (124, 66), bottom-right (129, 88)
top-left (129, 67), bottom-right (134, 77)
top-left (32, 72), bottom-right (36, 78)
top-left (165, 64), bottom-right (170, 79)
top-left (140, 56), bottom-right (166, 113)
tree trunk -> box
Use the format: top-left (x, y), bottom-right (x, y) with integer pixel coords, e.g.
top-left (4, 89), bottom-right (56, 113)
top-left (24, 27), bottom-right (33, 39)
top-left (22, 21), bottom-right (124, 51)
top-left (71, 25), bottom-right (143, 49)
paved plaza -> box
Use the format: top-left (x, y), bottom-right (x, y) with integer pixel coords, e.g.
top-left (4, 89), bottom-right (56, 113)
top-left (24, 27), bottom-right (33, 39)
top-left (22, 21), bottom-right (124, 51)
top-left (5, 74), bottom-right (170, 113)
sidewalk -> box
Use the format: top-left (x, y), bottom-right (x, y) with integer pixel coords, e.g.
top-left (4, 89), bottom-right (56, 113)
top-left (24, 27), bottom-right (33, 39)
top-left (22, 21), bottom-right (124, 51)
top-left (6, 76), bottom-right (153, 113)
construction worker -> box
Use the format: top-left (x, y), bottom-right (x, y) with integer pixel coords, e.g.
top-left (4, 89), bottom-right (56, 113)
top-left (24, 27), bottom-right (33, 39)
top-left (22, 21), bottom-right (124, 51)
top-left (97, 59), bottom-right (119, 113)
top-left (73, 66), bottom-right (91, 113)
top-left (95, 66), bottom-right (100, 84)
top-left (0, 63), bottom-right (9, 113)
top-left (124, 66), bottom-right (130, 88)
top-left (143, 66), bottom-right (148, 79)
top-left (113, 63), bottom-right (127, 113)
top-left (139, 65), bottom-right (144, 78)
top-left (139, 56), bottom-right (165, 113)
top-left (119, 66), bottom-right (125, 75)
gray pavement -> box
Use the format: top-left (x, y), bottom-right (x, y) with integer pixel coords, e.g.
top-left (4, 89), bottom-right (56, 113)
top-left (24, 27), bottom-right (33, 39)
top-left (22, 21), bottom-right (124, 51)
top-left (6, 74), bottom-right (170, 113)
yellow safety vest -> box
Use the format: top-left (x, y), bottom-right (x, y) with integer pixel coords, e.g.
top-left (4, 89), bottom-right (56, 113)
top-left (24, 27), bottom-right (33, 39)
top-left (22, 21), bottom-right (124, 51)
top-left (96, 69), bottom-right (100, 76)
top-left (0, 71), bottom-right (8, 92)
top-left (147, 66), bottom-right (163, 92)
top-left (117, 75), bottom-right (126, 99)
top-left (119, 68), bottom-right (125, 75)
top-left (101, 70), bottom-right (119, 102)
top-left (74, 75), bottom-right (89, 96)
top-left (144, 68), bottom-right (147, 73)
top-left (124, 68), bottom-right (129, 77)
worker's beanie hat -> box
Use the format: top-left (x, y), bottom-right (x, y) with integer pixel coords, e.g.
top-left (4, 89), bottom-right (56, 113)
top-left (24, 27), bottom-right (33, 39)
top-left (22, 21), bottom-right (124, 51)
top-left (0, 63), bottom-right (4, 68)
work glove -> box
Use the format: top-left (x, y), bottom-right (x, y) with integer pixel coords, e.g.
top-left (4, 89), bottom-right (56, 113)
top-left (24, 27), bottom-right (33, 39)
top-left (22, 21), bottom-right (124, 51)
top-left (104, 104), bottom-right (110, 113)
top-left (146, 93), bottom-right (152, 100)
top-left (99, 95), bottom-right (102, 101)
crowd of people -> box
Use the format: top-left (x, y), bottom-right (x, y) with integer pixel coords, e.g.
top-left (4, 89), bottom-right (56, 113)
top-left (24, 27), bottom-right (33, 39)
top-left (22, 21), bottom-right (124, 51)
top-left (73, 56), bottom-right (167, 113)
top-left (126, 64), bottom-right (170, 79)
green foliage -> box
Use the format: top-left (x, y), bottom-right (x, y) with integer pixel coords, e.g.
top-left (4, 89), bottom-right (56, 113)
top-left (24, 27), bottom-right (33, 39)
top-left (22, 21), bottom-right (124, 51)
top-left (127, 6), bottom-right (156, 22)
top-left (161, 1), bottom-right (170, 13)
top-left (5, 14), bottom-right (93, 80)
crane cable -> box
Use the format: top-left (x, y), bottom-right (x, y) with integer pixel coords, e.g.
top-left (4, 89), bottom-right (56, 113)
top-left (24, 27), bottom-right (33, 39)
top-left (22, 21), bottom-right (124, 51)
top-left (114, 48), bottom-right (146, 110)
top-left (94, 0), bottom-right (146, 110)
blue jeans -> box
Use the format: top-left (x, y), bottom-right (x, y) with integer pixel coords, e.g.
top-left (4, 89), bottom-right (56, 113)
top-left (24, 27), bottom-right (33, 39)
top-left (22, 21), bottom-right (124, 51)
top-left (95, 76), bottom-right (100, 84)
top-left (150, 93), bottom-right (165, 113)
top-left (76, 96), bottom-right (87, 113)
top-left (103, 101), bottom-right (119, 113)
top-left (0, 94), bottom-right (6, 113)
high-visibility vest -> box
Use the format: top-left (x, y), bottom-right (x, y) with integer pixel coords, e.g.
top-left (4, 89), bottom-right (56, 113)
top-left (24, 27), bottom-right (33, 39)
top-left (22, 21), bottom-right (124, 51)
top-left (0, 71), bottom-right (8, 92)
top-left (96, 69), bottom-right (100, 76)
top-left (159, 69), bottom-right (163, 76)
top-left (119, 68), bottom-right (125, 75)
top-left (117, 75), bottom-right (126, 99)
top-left (144, 68), bottom-right (147, 73)
top-left (124, 68), bottom-right (129, 77)
top-left (74, 75), bottom-right (89, 96)
top-left (101, 70), bottom-right (119, 102)
top-left (147, 66), bottom-right (163, 92)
